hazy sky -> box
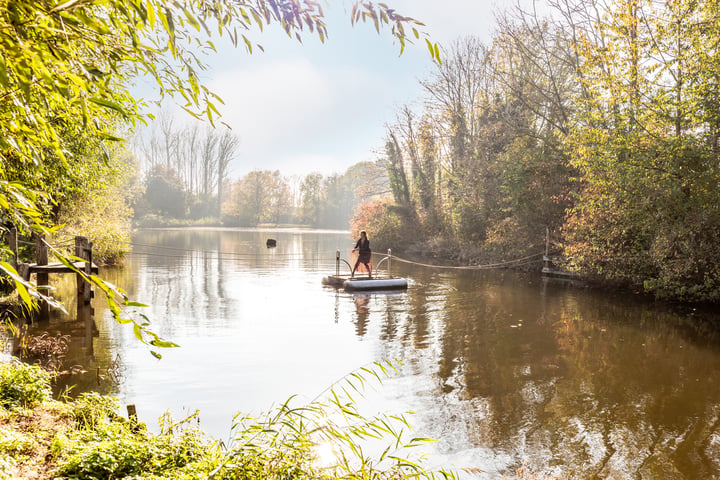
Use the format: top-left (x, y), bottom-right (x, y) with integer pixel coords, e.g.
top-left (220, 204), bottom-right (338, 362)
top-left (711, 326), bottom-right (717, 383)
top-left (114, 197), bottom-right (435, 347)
top-left (150, 0), bottom-right (509, 179)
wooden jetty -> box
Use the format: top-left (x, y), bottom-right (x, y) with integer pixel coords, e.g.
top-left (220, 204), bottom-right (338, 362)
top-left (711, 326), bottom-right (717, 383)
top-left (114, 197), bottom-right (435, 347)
top-left (540, 228), bottom-right (579, 280)
top-left (23, 261), bottom-right (98, 276)
top-left (5, 226), bottom-right (98, 322)
top-left (541, 255), bottom-right (578, 280)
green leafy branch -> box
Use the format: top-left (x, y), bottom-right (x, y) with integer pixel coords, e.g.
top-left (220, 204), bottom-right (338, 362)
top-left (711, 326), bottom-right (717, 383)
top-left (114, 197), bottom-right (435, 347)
top-left (0, 180), bottom-right (177, 358)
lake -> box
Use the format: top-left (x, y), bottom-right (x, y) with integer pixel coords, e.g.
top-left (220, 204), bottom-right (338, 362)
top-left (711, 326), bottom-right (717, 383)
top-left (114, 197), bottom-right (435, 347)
top-left (14, 228), bottom-right (720, 479)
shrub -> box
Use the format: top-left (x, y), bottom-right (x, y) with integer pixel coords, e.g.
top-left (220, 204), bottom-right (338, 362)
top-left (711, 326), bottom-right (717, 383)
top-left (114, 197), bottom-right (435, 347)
top-left (351, 198), bottom-right (418, 252)
top-left (54, 409), bottom-right (218, 479)
top-left (482, 217), bottom-right (542, 263)
top-left (56, 437), bottom-right (157, 478)
top-left (0, 360), bottom-right (52, 409)
top-left (0, 426), bottom-right (33, 456)
top-left (71, 392), bottom-right (121, 429)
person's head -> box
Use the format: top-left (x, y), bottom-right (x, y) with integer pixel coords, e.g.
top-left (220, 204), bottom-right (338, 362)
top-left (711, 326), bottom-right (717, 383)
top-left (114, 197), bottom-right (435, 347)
top-left (360, 230), bottom-right (367, 239)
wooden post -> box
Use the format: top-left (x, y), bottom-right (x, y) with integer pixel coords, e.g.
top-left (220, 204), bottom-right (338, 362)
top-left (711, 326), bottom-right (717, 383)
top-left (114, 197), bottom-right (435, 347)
top-left (18, 263), bottom-right (30, 281)
top-left (542, 227), bottom-right (553, 274)
top-left (86, 241), bottom-right (93, 305)
top-left (35, 234), bottom-right (50, 322)
top-left (75, 236), bottom-right (92, 307)
top-left (74, 236), bottom-right (96, 360)
top-left (126, 404), bottom-right (143, 432)
top-left (7, 223), bottom-right (18, 269)
top-left (127, 404), bottom-right (138, 422)
top-left (77, 296), bottom-right (95, 360)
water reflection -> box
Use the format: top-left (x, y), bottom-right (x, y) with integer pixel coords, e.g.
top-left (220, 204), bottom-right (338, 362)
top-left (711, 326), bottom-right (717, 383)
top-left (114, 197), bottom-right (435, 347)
top-left (352, 294), bottom-right (370, 337)
top-left (19, 228), bottom-right (720, 478)
top-left (379, 267), bottom-right (720, 478)
top-left (19, 270), bottom-right (121, 397)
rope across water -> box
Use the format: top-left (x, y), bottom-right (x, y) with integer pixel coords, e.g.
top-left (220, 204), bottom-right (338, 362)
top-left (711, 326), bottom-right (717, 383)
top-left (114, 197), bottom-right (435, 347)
top-left (379, 251), bottom-right (545, 271)
top-left (86, 241), bottom-right (544, 271)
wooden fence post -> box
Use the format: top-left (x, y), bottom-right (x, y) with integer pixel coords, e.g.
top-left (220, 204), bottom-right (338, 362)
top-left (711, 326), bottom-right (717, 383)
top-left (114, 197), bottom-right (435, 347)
top-left (35, 234), bottom-right (49, 322)
top-left (545, 226), bottom-right (550, 257)
top-left (74, 236), bottom-right (93, 308)
top-left (73, 236), bottom-right (97, 360)
top-left (542, 227), bottom-right (553, 274)
top-left (7, 223), bottom-right (18, 269)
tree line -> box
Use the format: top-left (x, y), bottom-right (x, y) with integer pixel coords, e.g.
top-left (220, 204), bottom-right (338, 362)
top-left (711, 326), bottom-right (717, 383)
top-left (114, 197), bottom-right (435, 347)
top-left (221, 161), bottom-right (388, 227)
top-left (132, 114), bottom-right (389, 228)
top-left (366, 0), bottom-right (720, 302)
top-left (133, 115), bottom-right (240, 219)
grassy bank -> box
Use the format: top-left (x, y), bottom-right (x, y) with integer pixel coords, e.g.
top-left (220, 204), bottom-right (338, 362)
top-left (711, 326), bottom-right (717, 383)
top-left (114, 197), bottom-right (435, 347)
top-left (0, 360), bottom-right (461, 480)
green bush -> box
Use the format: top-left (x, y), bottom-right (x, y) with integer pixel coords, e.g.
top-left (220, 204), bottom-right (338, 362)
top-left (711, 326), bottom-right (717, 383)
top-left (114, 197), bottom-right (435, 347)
top-left (56, 437), bottom-right (156, 478)
top-left (0, 426), bottom-right (33, 455)
top-left (54, 415), bottom-right (217, 479)
top-left (71, 392), bottom-right (121, 429)
top-left (0, 360), bottom-right (52, 409)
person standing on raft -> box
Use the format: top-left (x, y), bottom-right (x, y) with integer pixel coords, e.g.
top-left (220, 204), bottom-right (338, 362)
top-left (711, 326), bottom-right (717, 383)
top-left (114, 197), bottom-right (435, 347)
top-left (351, 230), bottom-right (372, 278)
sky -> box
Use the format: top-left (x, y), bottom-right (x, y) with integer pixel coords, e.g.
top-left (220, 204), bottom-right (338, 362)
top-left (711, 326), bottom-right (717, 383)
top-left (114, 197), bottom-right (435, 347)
top-left (147, 0), bottom-right (511, 179)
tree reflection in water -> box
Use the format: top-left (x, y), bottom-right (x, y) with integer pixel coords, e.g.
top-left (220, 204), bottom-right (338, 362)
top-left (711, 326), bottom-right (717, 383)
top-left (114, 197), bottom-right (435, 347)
top-left (376, 267), bottom-right (720, 478)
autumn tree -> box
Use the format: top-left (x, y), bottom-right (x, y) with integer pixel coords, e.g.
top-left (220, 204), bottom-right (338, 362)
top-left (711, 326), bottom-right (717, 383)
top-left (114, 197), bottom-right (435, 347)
top-left (142, 165), bottom-right (187, 218)
top-left (489, 8), bottom-right (578, 246)
top-left (321, 174), bottom-right (348, 228)
top-left (421, 37), bottom-right (493, 242)
top-left (384, 131), bottom-right (411, 208)
top-left (216, 129), bottom-right (241, 215)
top-left (324, 161), bottom-right (389, 229)
top-left (54, 148), bottom-right (141, 264)
top-left (222, 170), bottom-right (291, 225)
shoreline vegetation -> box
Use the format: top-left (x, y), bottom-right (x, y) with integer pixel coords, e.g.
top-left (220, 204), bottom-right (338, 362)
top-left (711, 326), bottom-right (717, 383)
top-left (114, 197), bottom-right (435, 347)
top-left (0, 360), bottom-right (485, 480)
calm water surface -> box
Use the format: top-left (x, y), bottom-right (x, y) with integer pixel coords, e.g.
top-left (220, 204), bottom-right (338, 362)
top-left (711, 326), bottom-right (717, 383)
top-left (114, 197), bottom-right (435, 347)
top-left (20, 228), bottom-right (720, 478)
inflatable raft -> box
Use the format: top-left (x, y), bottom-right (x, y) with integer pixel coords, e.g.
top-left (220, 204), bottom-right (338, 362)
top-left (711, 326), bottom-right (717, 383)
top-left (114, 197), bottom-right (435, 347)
top-left (322, 275), bottom-right (408, 291)
top-left (322, 248), bottom-right (408, 292)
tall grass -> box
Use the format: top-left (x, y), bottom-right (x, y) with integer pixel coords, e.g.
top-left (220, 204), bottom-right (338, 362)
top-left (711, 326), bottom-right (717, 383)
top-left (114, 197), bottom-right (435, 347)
top-left (0, 359), bottom-right (457, 479)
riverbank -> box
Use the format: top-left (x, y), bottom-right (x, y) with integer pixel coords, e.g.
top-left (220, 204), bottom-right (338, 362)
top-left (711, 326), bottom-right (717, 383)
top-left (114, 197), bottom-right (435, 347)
top-left (400, 237), bottom-right (543, 272)
top-left (0, 360), bottom-right (471, 480)
top-left (392, 234), bottom-right (720, 308)
top-left (0, 360), bottom-right (226, 480)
